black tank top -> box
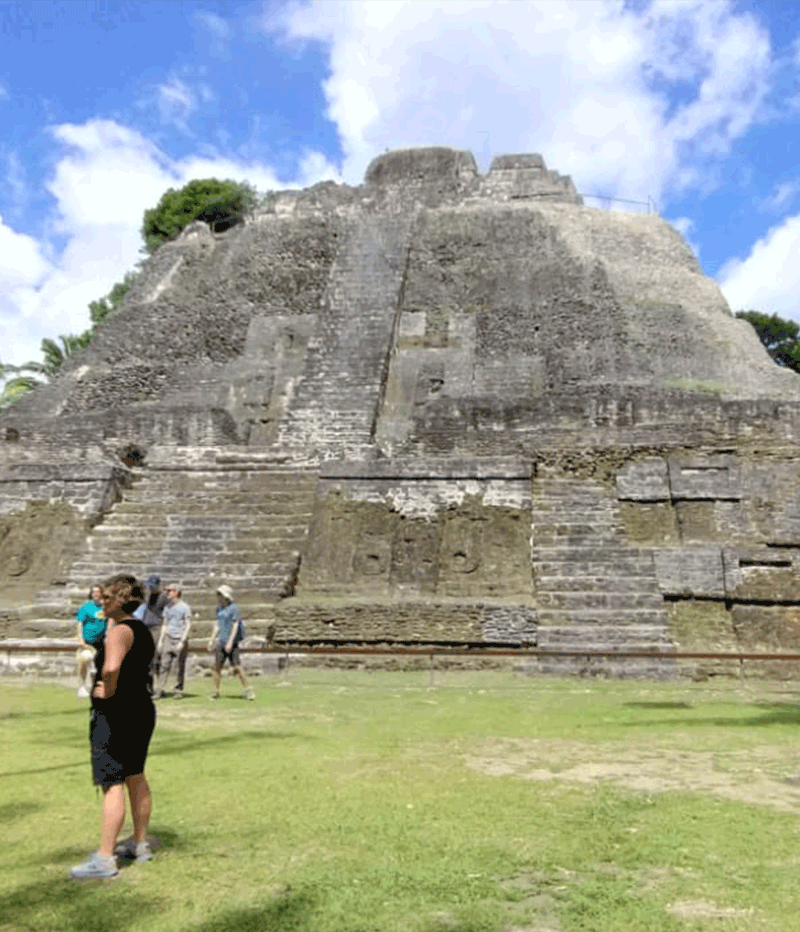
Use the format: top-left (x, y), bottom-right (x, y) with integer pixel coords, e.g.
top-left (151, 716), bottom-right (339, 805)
top-left (93, 616), bottom-right (155, 706)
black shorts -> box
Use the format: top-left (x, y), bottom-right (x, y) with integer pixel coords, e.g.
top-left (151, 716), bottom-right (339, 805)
top-left (90, 700), bottom-right (156, 788)
top-left (215, 644), bottom-right (241, 668)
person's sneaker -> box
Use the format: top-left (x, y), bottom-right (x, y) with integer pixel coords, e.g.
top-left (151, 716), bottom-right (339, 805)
top-left (173, 691), bottom-right (183, 700)
top-left (243, 689), bottom-right (255, 701)
top-left (135, 841), bottom-right (154, 862)
top-left (210, 691), bottom-right (220, 700)
top-left (76, 684), bottom-right (89, 698)
top-left (115, 838), bottom-right (154, 862)
top-left (69, 851), bottom-right (118, 879)
top-left (114, 837), bottom-right (134, 859)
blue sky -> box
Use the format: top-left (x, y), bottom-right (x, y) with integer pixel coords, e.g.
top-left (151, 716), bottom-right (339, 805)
top-left (2, 0), bottom-right (800, 369)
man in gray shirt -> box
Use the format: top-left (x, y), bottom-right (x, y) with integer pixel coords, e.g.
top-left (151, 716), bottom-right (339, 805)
top-left (155, 584), bottom-right (192, 698)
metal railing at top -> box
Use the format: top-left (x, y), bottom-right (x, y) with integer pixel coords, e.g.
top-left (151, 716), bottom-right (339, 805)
top-left (580, 193), bottom-right (658, 214)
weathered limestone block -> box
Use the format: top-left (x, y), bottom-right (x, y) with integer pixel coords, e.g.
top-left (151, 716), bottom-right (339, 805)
top-left (667, 600), bottom-right (740, 678)
top-left (732, 605), bottom-right (800, 679)
top-left (480, 153), bottom-right (583, 204)
top-left (654, 547), bottom-right (725, 598)
top-left (616, 458), bottom-right (670, 500)
top-left (722, 547), bottom-right (800, 601)
top-left (619, 502), bottom-right (680, 545)
top-left (668, 456), bottom-right (741, 500)
top-left (301, 477), bottom-right (532, 602)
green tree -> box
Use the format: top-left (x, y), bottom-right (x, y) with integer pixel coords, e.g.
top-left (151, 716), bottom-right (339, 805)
top-left (140, 177), bottom-right (258, 255)
top-left (736, 310), bottom-right (800, 373)
top-left (0, 360), bottom-right (28, 409)
top-left (88, 270), bottom-right (139, 326)
top-left (11, 332), bottom-right (93, 387)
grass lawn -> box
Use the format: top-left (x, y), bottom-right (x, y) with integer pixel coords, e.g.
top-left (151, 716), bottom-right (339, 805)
top-left (3, 669), bottom-right (800, 931)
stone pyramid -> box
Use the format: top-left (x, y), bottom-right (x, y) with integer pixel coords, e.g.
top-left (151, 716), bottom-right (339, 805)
top-left (3, 147), bottom-right (800, 677)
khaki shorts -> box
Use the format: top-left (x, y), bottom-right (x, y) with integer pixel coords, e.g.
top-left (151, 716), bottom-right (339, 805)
top-left (214, 644), bottom-right (241, 668)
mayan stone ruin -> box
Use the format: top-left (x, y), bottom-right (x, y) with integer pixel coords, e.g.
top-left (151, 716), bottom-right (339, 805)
top-left (3, 146), bottom-right (800, 678)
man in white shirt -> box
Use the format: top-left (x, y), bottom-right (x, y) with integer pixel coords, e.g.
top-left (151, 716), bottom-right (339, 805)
top-left (154, 584), bottom-right (192, 698)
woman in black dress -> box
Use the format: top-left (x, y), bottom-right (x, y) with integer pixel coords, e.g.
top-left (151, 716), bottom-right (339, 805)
top-left (70, 574), bottom-right (157, 879)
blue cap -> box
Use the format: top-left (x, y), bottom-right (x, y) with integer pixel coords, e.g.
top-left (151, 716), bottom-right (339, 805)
top-left (146, 574), bottom-right (161, 587)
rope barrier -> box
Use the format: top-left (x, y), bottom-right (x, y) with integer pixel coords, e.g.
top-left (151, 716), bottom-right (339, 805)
top-left (2, 644), bottom-right (799, 661)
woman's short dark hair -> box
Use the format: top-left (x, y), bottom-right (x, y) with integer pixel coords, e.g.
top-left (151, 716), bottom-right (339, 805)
top-left (103, 574), bottom-right (145, 615)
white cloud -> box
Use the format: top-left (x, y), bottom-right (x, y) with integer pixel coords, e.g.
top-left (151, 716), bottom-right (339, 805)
top-left (2, 119), bottom-right (341, 369)
top-left (48, 121), bottom-right (174, 229)
top-left (718, 214), bottom-right (800, 319)
top-left (268, 0), bottom-right (779, 208)
top-left (0, 217), bottom-right (54, 367)
top-left (194, 10), bottom-right (230, 39)
top-left (756, 179), bottom-right (800, 213)
top-left (156, 76), bottom-right (199, 129)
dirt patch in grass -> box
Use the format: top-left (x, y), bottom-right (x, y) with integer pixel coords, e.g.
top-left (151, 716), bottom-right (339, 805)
top-left (666, 899), bottom-right (756, 920)
top-left (465, 737), bottom-right (800, 812)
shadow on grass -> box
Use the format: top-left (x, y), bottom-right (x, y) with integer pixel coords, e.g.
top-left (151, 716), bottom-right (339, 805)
top-left (0, 875), bottom-right (164, 932)
top-left (0, 759), bottom-right (86, 779)
top-left (1, 706), bottom-right (86, 721)
top-left (182, 892), bottom-right (501, 932)
top-left (623, 702), bottom-right (800, 728)
top-left (153, 730), bottom-right (305, 757)
top-left (0, 799), bottom-right (41, 821)
top-left (184, 891), bottom-right (317, 932)
top-left (624, 701), bottom-right (693, 709)
top-left (1, 732), bottom-right (302, 780)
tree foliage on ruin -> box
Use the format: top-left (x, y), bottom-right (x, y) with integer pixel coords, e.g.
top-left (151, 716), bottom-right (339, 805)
top-left (736, 310), bottom-right (800, 374)
top-left (140, 177), bottom-right (258, 255)
top-left (88, 270), bottom-right (139, 326)
top-left (3, 178), bottom-right (260, 407)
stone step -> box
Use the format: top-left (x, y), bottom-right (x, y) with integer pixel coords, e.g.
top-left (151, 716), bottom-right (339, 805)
top-left (84, 538), bottom-right (308, 553)
top-left (528, 656), bottom-right (677, 679)
top-left (531, 503), bottom-right (619, 513)
top-left (536, 591), bottom-right (665, 610)
top-left (84, 537), bottom-right (305, 552)
top-left (85, 530), bottom-right (310, 546)
top-left (113, 500), bottom-right (314, 514)
top-left (534, 575), bottom-right (661, 593)
top-left (537, 608), bottom-right (668, 625)
top-left (534, 536), bottom-right (625, 548)
top-left (534, 558), bottom-right (656, 575)
top-left (69, 564), bottom-right (293, 580)
top-left (68, 577), bottom-right (291, 595)
top-left (91, 519), bottom-right (311, 533)
top-left (537, 623), bottom-right (672, 645)
top-left (123, 470), bottom-right (315, 482)
top-left (532, 519), bottom-right (624, 543)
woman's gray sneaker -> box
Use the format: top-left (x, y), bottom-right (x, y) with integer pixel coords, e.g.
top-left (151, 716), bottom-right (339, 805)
top-left (70, 851), bottom-right (118, 879)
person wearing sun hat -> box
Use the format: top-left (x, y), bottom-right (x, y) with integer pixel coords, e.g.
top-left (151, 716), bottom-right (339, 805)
top-left (207, 584), bottom-right (254, 700)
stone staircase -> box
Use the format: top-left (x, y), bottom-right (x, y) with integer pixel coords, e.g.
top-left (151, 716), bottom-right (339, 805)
top-left (34, 463), bottom-right (319, 639)
top-left (531, 475), bottom-right (675, 677)
top-left (277, 215), bottom-right (413, 459)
